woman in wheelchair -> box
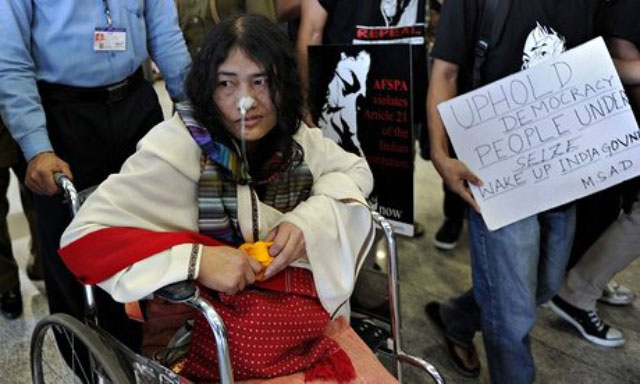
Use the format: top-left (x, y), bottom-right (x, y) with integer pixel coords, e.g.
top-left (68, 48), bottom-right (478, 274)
top-left (58, 13), bottom-right (388, 383)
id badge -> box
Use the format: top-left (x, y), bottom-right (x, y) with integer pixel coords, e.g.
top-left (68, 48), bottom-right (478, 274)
top-left (94, 27), bottom-right (127, 51)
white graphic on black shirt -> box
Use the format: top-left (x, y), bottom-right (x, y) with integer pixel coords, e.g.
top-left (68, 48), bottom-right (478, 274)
top-left (320, 51), bottom-right (372, 157)
top-left (522, 22), bottom-right (566, 70)
top-left (380, 0), bottom-right (420, 27)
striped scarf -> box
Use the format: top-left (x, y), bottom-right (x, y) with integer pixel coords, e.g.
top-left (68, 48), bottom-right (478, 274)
top-left (176, 101), bottom-right (314, 244)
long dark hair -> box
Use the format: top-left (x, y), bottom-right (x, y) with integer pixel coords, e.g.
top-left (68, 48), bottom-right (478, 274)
top-left (185, 13), bottom-right (303, 177)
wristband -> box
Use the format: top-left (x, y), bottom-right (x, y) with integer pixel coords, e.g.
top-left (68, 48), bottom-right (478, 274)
top-left (187, 244), bottom-right (200, 280)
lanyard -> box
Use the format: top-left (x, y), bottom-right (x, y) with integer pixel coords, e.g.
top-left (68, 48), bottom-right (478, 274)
top-left (102, 0), bottom-right (113, 26)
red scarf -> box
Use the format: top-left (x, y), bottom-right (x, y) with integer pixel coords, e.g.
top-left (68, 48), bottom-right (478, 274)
top-left (59, 228), bottom-right (355, 383)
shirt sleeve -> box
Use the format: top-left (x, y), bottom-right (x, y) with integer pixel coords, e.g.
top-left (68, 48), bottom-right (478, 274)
top-left (431, 0), bottom-right (478, 67)
top-left (60, 118), bottom-right (203, 302)
top-left (144, 0), bottom-right (191, 102)
top-left (0, 0), bottom-right (53, 161)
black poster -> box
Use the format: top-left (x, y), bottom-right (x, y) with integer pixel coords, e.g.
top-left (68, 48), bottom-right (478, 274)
top-left (309, 44), bottom-right (415, 236)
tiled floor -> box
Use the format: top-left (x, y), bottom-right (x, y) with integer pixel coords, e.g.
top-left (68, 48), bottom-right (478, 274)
top-left (1, 83), bottom-right (639, 384)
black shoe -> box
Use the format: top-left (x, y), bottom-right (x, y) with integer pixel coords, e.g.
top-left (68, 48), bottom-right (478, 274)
top-left (425, 301), bottom-right (480, 378)
top-left (434, 218), bottom-right (463, 250)
top-left (549, 296), bottom-right (624, 347)
top-left (1, 286), bottom-right (23, 320)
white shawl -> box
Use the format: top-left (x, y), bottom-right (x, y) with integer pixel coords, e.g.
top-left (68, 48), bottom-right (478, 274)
top-left (61, 114), bottom-right (374, 317)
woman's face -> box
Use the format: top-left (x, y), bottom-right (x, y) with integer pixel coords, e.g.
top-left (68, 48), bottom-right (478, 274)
top-left (213, 48), bottom-right (278, 142)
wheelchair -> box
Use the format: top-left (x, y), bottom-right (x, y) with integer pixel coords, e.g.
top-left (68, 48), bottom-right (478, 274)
top-left (30, 174), bottom-right (445, 384)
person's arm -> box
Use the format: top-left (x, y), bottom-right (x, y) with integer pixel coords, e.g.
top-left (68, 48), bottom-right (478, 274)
top-left (263, 126), bottom-right (373, 279)
top-left (427, 58), bottom-right (482, 212)
top-left (60, 119), bottom-right (259, 301)
top-left (296, 0), bottom-right (328, 126)
top-left (260, 127), bottom-right (374, 315)
top-left (0, 0), bottom-right (72, 195)
top-left (145, 0), bottom-right (191, 101)
top-left (608, 37), bottom-right (640, 86)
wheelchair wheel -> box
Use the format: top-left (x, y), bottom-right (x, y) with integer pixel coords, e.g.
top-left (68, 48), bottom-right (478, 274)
top-left (31, 313), bottom-right (131, 384)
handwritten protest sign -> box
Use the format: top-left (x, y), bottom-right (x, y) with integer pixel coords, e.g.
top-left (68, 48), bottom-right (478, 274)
top-left (438, 38), bottom-right (640, 230)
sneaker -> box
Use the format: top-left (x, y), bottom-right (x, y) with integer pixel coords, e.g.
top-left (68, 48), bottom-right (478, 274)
top-left (0, 286), bottom-right (23, 320)
top-left (434, 218), bottom-right (463, 250)
top-left (599, 280), bottom-right (636, 306)
top-left (549, 296), bottom-right (624, 347)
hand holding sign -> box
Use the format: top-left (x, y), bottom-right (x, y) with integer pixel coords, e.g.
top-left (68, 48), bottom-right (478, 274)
top-left (438, 38), bottom-right (640, 230)
top-left (433, 154), bottom-right (483, 213)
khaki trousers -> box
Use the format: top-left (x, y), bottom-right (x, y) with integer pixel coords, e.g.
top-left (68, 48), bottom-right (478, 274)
top-left (559, 189), bottom-right (640, 311)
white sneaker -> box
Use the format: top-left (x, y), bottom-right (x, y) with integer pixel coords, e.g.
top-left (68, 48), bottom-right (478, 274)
top-left (599, 281), bottom-right (636, 306)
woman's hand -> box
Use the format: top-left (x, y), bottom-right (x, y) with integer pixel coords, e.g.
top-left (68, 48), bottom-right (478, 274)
top-left (198, 246), bottom-right (263, 294)
top-left (263, 222), bottom-right (306, 279)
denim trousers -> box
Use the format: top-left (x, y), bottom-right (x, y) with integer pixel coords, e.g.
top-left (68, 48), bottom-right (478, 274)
top-left (441, 205), bottom-right (576, 384)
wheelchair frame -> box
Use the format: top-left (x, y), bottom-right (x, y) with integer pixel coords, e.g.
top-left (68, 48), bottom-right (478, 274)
top-left (31, 173), bottom-right (445, 384)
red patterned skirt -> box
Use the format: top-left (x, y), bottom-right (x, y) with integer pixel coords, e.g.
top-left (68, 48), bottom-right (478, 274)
top-left (145, 268), bottom-right (355, 383)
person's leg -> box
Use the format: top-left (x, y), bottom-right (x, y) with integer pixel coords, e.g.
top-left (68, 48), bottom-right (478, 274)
top-left (443, 183), bottom-right (466, 221)
top-left (34, 192), bottom-right (83, 316)
top-left (20, 181), bottom-right (43, 279)
top-left (541, 206), bottom-right (624, 348)
top-left (37, 80), bottom-right (161, 351)
top-left (0, 167), bottom-right (19, 294)
top-left (559, 202), bottom-right (640, 311)
top-left (468, 209), bottom-right (540, 384)
top-left (568, 188), bottom-right (621, 269)
top-left (438, 289), bottom-right (481, 344)
top-left (11, 156), bottom-right (43, 280)
top-left (0, 166), bottom-right (22, 319)
top-left (434, 183), bottom-right (465, 250)
top-left (536, 205), bottom-right (576, 304)
top-left (426, 289), bottom-right (481, 377)
top-left (37, 96), bottom-right (112, 333)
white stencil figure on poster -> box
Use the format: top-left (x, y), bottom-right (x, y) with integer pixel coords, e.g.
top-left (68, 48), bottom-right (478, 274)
top-left (380, 0), bottom-right (420, 27)
top-left (320, 51), bottom-right (372, 157)
top-left (522, 22), bottom-right (566, 70)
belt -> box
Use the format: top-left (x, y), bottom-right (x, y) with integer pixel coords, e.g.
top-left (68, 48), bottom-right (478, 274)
top-left (38, 67), bottom-right (145, 104)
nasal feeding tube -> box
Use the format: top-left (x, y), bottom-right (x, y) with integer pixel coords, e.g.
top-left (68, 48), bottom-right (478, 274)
top-left (238, 96), bottom-right (255, 177)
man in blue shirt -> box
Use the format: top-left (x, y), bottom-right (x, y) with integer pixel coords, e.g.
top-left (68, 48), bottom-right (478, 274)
top-left (0, 0), bottom-right (190, 350)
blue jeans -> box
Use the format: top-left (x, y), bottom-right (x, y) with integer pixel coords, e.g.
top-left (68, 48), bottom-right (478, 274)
top-left (441, 206), bottom-right (576, 384)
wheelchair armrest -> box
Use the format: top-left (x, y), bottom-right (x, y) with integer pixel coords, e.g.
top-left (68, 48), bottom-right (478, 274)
top-left (154, 281), bottom-right (198, 303)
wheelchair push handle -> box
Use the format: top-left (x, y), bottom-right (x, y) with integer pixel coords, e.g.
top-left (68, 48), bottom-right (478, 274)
top-left (53, 171), bottom-right (68, 186)
top-left (53, 171), bottom-right (81, 217)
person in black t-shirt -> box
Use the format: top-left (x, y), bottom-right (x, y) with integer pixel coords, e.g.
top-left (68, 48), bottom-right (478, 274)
top-left (549, 0), bottom-right (640, 350)
top-left (297, 0), bottom-right (426, 123)
top-left (424, 1), bottom-right (605, 383)
top-left (297, 0), bottom-right (428, 237)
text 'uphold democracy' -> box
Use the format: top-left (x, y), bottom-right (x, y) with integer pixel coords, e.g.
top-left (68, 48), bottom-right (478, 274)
top-left (438, 38), bottom-right (640, 230)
